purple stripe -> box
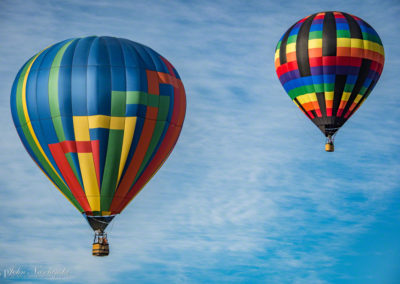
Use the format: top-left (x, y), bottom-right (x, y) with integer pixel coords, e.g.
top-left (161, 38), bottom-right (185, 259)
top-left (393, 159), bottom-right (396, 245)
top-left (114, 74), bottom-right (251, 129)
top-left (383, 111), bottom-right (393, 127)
top-left (312, 19), bottom-right (324, 24)
top-left (279, 69), bottom-right (301, 85)
top-left (335, 18), bottom-right (347, 24)
top-left (368, 69), bottom-right (380, 81)
top-left (309, 65), bottom-right (360, 76)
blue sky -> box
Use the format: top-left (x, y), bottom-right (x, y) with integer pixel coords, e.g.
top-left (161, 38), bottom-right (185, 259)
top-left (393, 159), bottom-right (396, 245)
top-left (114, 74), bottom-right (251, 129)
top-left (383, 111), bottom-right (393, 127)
top-left (0, 0), bottom-right (399, 283)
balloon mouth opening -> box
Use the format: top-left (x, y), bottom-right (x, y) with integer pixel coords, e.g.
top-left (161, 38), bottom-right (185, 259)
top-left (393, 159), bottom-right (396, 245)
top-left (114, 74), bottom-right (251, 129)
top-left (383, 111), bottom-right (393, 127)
top-left (84, 214), bottom-right (116, 231)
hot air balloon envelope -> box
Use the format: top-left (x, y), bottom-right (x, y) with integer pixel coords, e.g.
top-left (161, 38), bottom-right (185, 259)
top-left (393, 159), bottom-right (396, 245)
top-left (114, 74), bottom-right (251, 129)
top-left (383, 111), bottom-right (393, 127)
top-left (10, 36), bottom-right (186, 232)
top-left (275, 11), bottom-right (384, 151)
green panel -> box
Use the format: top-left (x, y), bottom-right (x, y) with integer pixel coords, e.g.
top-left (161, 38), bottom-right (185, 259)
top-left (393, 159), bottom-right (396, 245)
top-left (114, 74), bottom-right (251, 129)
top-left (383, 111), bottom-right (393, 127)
top-left (337, 30), bottom-right (351, 38)
top-left (359, 85), bottom-right (368, 95)
top-left (126, 91), bottom-right (161, 108)
top-left (100, 90), bottom-right (127, 210)
top-left (323, 83), bottom-right (335, 93)
top-left (111, 91), bottom-right (127, 116)
top-left (147, 93), bottom-right (160, 108)
top-left (309, 31), bottom-right (323, 39)
top-left (126, 91), bottom-right (147, 105)
top-left (362, 32), bottom-right (382, 45)
top-left (48, 40), bottom-right (73, 142)
top-left (303, 83), bottom-right (315, 94)
top-left (286, 35), bottom-right (297, 44)
top-left (100, 129), bottom-right (124, 211)
top-left (314, 83), bottom-right (324, 93)
top-left (157, 96), bottom-right (170, 118)
top-left (276, 41), bottom-right (281, 50)
top-left (289, 83), bottom-right (335, 99)
top-left (344, 84), bottom-right (355, 92)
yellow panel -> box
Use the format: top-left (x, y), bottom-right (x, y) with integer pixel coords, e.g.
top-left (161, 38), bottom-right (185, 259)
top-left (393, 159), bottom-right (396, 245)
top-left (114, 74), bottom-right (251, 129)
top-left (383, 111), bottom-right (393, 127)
top-left (296, 94), bottom-right (310, 104)
top-left (308, 93), bottom-right (317, 102)
top-left (354, 94), bottom-right (363, 104)
top-left (73, 116), bottom-right (90, 141)
top-left (350, 38), bottom-right (364, 49)
top-left (363, 40), bottom-right (384, 55)
top-left (347, 39), bottom-right (383, 55)
top-left (87, 115), bottom-right (126, 130)
top-left (78, 153), bottom-right (100, 211)
top-left (286, 43), bottom-right (296, 54)
top-left (73, 116), bottom-right (100, 211)
top-left (275, 49), bottom-right (280, 61)
top-left (340, 92), bottom-right (350, 101)
top-left (336, 38), bottom-right (351, 48)
top-left (325, 91), bottom-right (334, 101)
top-left (117, 117), bottom-right (137, 183)
top-left (297, 93), bottom-right (318, 104)
top-left (88, 115), bottom-right (110, 129)
top-left (308, 39), bottom-right (322, 49)
top-left (109, 116), bottom-right (126, 130)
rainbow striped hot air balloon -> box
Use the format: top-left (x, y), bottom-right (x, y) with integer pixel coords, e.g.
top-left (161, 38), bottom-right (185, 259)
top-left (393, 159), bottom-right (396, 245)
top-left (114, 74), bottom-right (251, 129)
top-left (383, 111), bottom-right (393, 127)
top-left (275, 11), bottom-right (384, 151)
top-left (10, 36), bottom-right (186, 256)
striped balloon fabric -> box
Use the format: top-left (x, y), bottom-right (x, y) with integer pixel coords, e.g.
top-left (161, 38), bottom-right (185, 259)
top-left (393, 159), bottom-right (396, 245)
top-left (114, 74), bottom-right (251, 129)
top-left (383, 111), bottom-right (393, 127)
top-left (275, 11), bottom-right (384, 137)
top-left (11, 36), bottom-right (186, 220)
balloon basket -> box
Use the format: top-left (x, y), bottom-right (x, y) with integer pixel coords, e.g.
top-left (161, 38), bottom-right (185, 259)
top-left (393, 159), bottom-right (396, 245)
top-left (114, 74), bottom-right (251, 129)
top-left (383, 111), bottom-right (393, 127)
top-left (325, 142), bottom-right (334, 152)
top-left (92, 231), bottom-right (109, 257)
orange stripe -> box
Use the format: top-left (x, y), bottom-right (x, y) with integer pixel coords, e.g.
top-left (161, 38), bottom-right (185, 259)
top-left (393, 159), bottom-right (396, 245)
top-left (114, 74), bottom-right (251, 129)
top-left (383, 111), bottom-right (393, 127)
top-left (336, 47), bottom-right (351, 57)
top-left (301, 102), bottom-right (314, 111)
top-left (338, 100), bottom-right (347, 111)
top-left (286, 51), bottom-right (296, 63)
top-left (326, 100), bottom-right (333, 116)
top-left (308, 48), bottom-right (322, 58)
top-left (158, 72), bottom-right (178, 87)
top-left (275, 58), bottom-right (280, 69)
top-left (310, 100), bottom-right (322, 117)
top-left (364, 49), bottom-right (384, 65)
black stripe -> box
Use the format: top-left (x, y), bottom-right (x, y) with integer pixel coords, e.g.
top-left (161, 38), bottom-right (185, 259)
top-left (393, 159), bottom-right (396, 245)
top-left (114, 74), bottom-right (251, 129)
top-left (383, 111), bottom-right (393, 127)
top-left (341, 59), bottom-right (372, 117)
top-left (333, 75), bottom-right (347, 116)
top-left (322, 12), bottom-right (337, 56)
top-left (294, 98), bottom-right (312, 119)
top-left (296, 14), bottom-right (317, 77)
top-left (279, 24), bottom-right (296, 65)
top-left (310, 110), bottom-right (317, 118)
top-left (316, 92), bottom-right (327, 117)
top-left (342, 13), bottom-right (362, 39)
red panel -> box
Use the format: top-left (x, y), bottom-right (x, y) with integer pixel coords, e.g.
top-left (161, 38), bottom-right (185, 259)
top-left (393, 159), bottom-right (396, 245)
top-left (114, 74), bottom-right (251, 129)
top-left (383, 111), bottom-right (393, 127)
top-left (146, 70), bottom-right (159, 95)
top-left (48, 143), bottom-right (91, 211)
top-left (58, 140), bottom-right (93, 153)
top-left (309, 56), bottom-right (363, 67)
top-left (276, 61), bottom-right (299, 77)
top-left (334, 12), bottom-right (345, 18)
